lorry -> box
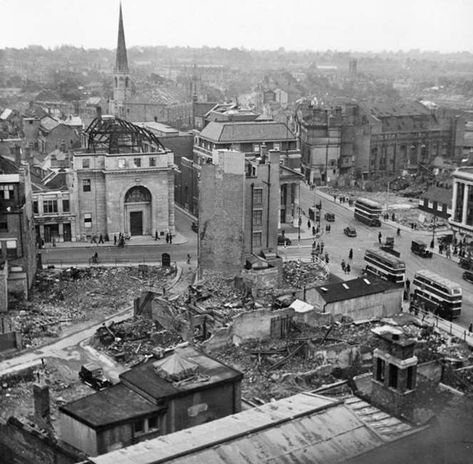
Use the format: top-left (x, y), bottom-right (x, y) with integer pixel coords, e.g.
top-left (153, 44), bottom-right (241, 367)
top-left (411, 240), bottom-right (433, 258)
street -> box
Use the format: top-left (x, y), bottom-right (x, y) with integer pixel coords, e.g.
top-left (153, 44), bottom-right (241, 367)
top-left (280, 183), bottom-right (473, 328)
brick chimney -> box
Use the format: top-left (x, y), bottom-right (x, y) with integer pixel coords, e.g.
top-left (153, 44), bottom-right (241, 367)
top-left (370, 329), bottom-right (418, 421)
top-left (33, 381), bottom-right (52, 431)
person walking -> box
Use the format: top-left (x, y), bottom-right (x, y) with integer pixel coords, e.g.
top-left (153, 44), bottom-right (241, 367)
top-left (307, 220), bottom-right (311, 230)
top-left (341, 259), bottom-right (346, 272)
top-left (98, 234), bottom-right (104, 244)
top-left (397, 228), bottom-right (401, 237)
top-left (349, 248), bottom-right (353, 260)
top-left (166, 233), bottom-right (169, 244)
top-left (169, 234), bottom-right (173, 244)
top-left (346, 263), bottom-right (351, 273)
top-left (114, 234), bottom-right (117, 245)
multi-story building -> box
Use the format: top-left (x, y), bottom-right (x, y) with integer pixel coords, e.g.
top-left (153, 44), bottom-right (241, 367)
top-left (199, 149), bottom-right (283, 276)
top-left (0, 157), bottom-right (37, 309)
top-left (188, 110), bottom-right (302, 224)
top-left (295, 100), bottom-right (465, 182)
top-left (70, 116), bottom-right (175, 241)
top-left (449, 167), bottom-right (473, 240)
top-left (32, 171), bottom-right (74, 244)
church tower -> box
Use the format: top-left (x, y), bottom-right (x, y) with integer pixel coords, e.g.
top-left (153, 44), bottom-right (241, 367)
top-left (111, 3), bottom-right (131, 117)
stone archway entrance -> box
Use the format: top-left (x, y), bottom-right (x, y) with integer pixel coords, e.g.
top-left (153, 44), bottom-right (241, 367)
top-left (124, 186), bottom-right (152, 236)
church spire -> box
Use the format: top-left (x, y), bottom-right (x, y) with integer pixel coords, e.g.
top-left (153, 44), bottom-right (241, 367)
top-left (115, 3), bottom-right (128, 73)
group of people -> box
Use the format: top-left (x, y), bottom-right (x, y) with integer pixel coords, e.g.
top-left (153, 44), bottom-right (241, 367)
top-left (341, 259), bottom-right (351, 274)
top-left (90, 234), bottom-right (107, 244)
top-left (113, 233), bottom-right (128, 248)
top-left (333, 194), bottom-right (351, 205)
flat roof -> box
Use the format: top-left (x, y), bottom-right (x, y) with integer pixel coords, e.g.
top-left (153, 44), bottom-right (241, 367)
top-left (119, 346), bottom-right (243, 401)
top-left (316, 277), bottom-right (398, 304)
top-left (87, 392), bottom-right (418, 464)
top-left (59, 383), bottom-right (162, 429)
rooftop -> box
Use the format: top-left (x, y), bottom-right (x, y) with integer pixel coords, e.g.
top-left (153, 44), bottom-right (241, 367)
top-left (199, 120), bottom-right (296, 143)
top-left (316, 277), bottom-right (398, 304)
top-left (59, 383), bottom-right (162, 429)
top-left (87, 392), bottom-right (419, 464)
top-left (119, 345), bottom-right (243, 401)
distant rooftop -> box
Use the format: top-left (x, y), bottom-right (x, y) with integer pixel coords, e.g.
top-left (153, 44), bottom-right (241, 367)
top-left (199, 120), bottom-right (296, 143)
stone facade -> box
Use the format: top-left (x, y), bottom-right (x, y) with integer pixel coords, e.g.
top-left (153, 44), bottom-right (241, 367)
top-left (71, 151), bottom-right (175, 240)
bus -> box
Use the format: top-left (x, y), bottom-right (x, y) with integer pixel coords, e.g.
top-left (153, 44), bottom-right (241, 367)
top-left (364, 249), bottom-right (406, 285)
top-left (354, 198), bottom-right (382, 226)
top-left (412, 270), bottom-right (462, 320)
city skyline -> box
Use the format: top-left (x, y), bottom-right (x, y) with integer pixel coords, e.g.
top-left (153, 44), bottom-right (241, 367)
top-left (0, 0), bottom-right (472, 53)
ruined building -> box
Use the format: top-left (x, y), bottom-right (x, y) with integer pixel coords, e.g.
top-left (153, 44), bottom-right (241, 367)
top-left (0, 157), bottom-right (37, 310)
top-left (70, 117), bottom-right (175, 240)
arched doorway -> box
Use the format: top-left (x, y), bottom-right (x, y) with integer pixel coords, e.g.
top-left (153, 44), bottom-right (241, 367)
top-left (124, 186), bottom-right (152, 236)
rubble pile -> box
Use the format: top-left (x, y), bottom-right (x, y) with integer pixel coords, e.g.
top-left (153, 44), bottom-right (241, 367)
top-left (282, 261), bottom-right (327, 289)
top-left (95, 316), bottom-right (183, 366)
top-left (10, 266), bottom-right (173, 347)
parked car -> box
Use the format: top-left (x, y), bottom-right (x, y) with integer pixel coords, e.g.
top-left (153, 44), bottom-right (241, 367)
top-left (344, 227), bottom-right (357, 237)
top-left (79, 363), bottom-right (113, 391)
top-left (277, 235), bottom-right (291, 246)
top-left (463, 270), bottom-right (473, 283)
top-left (411, 240), bottom-right (433, 258)
top-left (459, 257), bottom-right (473, 270)
top-left (191, 221), bottom-right (198, 233)
top-left (325, 212), bottom-right (335, 222)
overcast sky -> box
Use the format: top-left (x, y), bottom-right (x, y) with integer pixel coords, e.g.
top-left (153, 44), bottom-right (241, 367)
top-left (0, 0), bottom-right (472, 52)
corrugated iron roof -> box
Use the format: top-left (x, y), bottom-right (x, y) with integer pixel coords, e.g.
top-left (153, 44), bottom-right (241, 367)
top-left (87, 392), bottom-right (419, 464)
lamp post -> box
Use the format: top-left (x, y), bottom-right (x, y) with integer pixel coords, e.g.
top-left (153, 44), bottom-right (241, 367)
top-left (431, 214), bottom-right (436, 249)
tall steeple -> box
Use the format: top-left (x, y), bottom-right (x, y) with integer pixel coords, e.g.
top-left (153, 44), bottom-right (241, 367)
top-left (111, 2), bottom-right (131, 117)
top-left (115, 3), bottom-right (128, 73)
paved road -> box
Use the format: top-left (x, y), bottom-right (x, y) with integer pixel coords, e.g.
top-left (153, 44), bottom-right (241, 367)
top-left (280, 183), bottom-right (473, 329)
top-left (40, 208), bottom-right (198, 266)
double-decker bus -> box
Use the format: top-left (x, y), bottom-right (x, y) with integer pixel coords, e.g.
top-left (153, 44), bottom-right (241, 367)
top-left (354, 198), bottom-right (382, 226)
top-left (412, 270), bottom-right (462, 320)
top-left (364, 249), bottom-right (406, 285)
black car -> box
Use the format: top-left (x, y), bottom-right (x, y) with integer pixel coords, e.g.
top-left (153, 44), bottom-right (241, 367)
top-left (79, 363), bottom-right (113, 391)
top-left (325, 212), bottom-right (335, 222)
top-left (344, 227), bottom-right (357, 237)
top-left (411, 240), bottom-right (433, 258)
top-left (463, 270), bottom-right (473, 283)
top-left (277, 235), bottom-right (291, 246)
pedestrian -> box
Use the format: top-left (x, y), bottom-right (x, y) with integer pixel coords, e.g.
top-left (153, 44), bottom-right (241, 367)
top-left (93, 251), bottom-right (98, 264)
top-left (169, 234), bottom-right (173, 244)
top-left (312, 226), bottom-right (316, 236)
top-left (187, 254), bottom-right (191, 264)
top-left (99, 234), bottom-right (104, 244)
top-left (406, 278), bottom-right (410, 292)
top-left (397, 228), bottom-right (401, 237)
top-left (114, 234), bottom-right (117, 245)
top-left (341, 259), bottom-right (346, 272)
top-left (349, 248), bottom-right (353, 260)
top-left (307, 220), bottom-right (311, 230)
top-left (166, 232), bottom-right (169, 244)
top-left (378, 231), bottom-right (382, 244)
top-left (325, 253), bottom-right (329, 263)
top-left (469, 323), bottom-right (473, 333)
top-left (155, 230), bottom-right (159, 240)
top-left (41, 357), bottom-right (45, 367)
top-left (333, 194), bottom-right (337, 202)
top-left (346, 263), bottom-right (351, 273)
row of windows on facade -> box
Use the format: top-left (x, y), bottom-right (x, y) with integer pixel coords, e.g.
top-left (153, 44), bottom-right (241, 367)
top-left (81, 157), bottom-right (158, 169)
top-left (33, 199), bottom-right (70, 214)
top-left (0, 185), bottom-right (15, 200)
top-left (197, 140), bottom-right (283, 153)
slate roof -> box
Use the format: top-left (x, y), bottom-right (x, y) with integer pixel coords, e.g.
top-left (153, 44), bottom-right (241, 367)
top-left (59, 383), bottom-right (162, 429)
top-left (40, 115), bottom-right (60, 132)
top-left (0, 155), bottom-right (19, 174)
top-left (119, 345), bottom-right (242, 401)
top-left (199, 121), bottom-right (296, 143)
top-left (88, 392), bottom-right (420, 464)
top-left (420, 186), bottom-right (452, 206)
top-left (315, 277), bottom-right (397, 304)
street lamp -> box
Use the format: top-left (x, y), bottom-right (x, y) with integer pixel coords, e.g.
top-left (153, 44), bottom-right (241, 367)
top-left (431, 214), bottom-right (436, 249)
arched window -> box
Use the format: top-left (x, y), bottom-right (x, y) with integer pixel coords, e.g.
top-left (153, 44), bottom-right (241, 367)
top-left (125, 186), bottom-right (151, 203)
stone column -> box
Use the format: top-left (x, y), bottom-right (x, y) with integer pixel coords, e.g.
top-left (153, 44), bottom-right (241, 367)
top-left (58, 223), bottom-right (64, 242)
top-left (451, 181), bottom-right (458, 221)
top-left (462, 183), bottom-right (469, 225)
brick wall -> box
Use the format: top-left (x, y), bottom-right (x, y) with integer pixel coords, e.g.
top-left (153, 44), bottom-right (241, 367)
top-left (199, 163), bottom-right (245, 277)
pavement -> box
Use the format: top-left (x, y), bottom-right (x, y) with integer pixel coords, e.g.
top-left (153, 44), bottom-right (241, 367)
top-left (41, 232), bottom-right (188, 249)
